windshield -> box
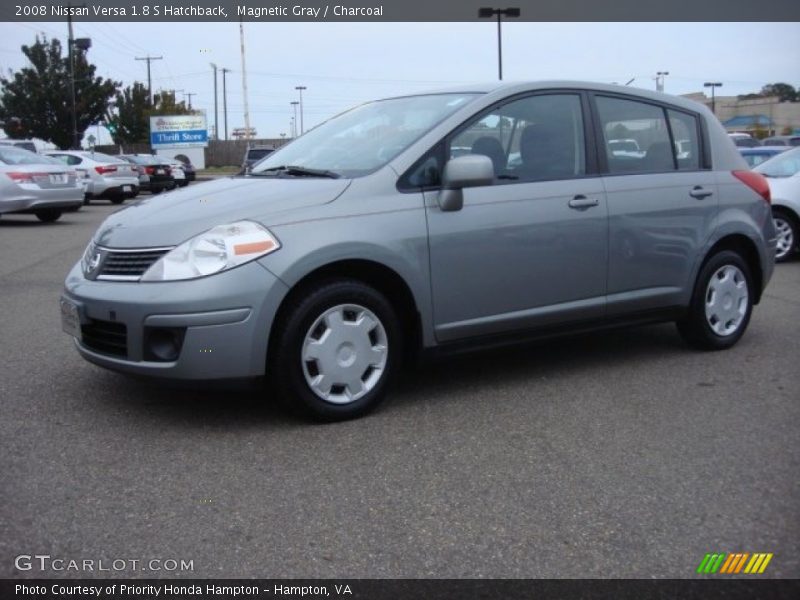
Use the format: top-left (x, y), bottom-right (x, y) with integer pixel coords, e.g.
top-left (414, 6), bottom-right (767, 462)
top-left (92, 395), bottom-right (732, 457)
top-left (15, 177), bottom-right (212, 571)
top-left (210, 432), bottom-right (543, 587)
top-left (81, 151), bottom-right (124, 163)
top-left (251, 93), bottom-right (480, 178)
top-left (754, 147), bottom-right (800, 178)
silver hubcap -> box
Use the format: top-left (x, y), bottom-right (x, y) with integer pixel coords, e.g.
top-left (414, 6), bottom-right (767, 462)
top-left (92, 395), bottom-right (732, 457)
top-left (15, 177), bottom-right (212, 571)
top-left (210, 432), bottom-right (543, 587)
top-left (704, 265), bottom-right (749, 337)
top-left (773, 216), bottom-right (794, 259)
top-left (301, 304), bottom-right (388, 404)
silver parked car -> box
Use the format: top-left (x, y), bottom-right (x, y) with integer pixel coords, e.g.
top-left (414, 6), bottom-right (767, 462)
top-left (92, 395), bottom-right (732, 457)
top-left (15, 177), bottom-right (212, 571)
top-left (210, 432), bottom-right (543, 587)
top-left (755, 146), bottom-right (800, 261)
top-left (0, 145), bottom-right (83, 222)
top-left (61, 81), bottom-right (777, 420)
top-left (44, 150), bottom-right (139, 204)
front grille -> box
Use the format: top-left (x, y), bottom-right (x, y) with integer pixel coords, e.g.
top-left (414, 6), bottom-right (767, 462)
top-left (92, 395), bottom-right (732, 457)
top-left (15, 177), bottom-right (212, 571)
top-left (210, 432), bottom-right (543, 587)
top-left (81, 319), bottom-right (128, 358)
top-left (97, 248), bottom-right (170, 280)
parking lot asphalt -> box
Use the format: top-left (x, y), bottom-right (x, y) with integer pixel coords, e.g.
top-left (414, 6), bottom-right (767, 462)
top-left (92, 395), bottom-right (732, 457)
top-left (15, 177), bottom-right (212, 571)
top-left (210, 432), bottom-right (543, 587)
top-left (1, 202), bottom-right (798, 579)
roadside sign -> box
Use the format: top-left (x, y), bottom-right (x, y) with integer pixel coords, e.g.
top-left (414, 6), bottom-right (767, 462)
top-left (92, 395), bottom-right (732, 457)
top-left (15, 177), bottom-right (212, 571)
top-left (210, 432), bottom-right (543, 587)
top-left (150, 114), bottom-right (209, 148)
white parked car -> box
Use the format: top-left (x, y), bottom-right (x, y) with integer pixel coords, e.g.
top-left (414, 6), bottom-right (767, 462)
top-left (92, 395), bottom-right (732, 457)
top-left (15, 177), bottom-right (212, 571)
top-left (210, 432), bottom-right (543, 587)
top-left (754, 146), bottom-right (800, 262)
top-left (166, 159), bottom-right (188, 188)
top-left (0, 145), bottom-right (83, 222)
top-left (44, 150), bottom-right (139, 204)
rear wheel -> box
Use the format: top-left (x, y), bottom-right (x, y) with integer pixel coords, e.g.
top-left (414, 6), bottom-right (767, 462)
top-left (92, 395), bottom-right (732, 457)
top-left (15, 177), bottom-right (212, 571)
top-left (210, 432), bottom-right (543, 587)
top-left (271, 280), bottom-right (401, 421)
top-left (35, 209), bottom-right (62, 223)
top-left (772, 208), bottom-right (797, 262)
top-left (676, 250), bottom-right (753, 350)
top-left (110, 195), bottom-right (125, 205)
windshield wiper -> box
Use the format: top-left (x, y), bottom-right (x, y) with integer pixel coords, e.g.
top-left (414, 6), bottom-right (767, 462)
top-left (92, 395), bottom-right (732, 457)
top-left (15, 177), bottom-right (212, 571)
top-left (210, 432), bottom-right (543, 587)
top-left (252, 165), bottom-right (340, 179)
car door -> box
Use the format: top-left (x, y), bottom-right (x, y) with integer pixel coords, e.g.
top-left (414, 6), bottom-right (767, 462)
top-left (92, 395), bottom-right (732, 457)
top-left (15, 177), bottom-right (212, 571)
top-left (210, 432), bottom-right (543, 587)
top-left (424, 92), bottom-right (609, 342)
top-left (592, 94), bottom-right (719, 316)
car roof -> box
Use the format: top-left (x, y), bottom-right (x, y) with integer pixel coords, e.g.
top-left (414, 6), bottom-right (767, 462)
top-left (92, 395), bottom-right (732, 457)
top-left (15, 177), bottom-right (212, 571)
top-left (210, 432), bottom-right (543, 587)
top-left (392, 80), bottom-right (710, 113)
top-left (740, 145), bottom-right (789, 152)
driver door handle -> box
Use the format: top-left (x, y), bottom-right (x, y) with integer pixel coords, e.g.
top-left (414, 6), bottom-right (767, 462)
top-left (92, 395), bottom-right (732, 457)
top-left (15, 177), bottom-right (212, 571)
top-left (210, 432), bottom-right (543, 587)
top-left (689, 186), bottom-right (713, 199)
top-left (568, 195), bottom-right (600, 210)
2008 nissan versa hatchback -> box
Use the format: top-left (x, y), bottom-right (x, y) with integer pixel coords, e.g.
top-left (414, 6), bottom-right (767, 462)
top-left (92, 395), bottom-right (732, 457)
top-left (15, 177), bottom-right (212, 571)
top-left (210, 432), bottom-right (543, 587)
top-left (61, 81), bottom-right (776, 420)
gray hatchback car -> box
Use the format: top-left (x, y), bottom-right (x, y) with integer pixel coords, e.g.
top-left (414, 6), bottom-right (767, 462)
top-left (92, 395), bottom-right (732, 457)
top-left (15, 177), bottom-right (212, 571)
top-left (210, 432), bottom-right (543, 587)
top-left (61, 81), bottom-right (777, 420)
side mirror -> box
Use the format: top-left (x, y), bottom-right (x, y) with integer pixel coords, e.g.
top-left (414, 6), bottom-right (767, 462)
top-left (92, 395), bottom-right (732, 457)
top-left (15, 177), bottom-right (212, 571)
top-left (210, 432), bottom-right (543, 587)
top-left (438, 154), bottom-right (494, 212)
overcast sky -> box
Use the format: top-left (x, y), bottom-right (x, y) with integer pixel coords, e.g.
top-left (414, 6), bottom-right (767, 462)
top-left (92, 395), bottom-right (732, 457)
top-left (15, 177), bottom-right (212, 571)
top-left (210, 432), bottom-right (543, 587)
top-left (2, 21), bottom-right (799, 145)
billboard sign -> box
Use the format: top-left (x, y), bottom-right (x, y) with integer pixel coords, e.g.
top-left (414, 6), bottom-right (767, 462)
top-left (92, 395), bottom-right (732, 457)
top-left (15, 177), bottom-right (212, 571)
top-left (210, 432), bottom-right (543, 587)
top-left (150, 114), bottom-right (208, 147)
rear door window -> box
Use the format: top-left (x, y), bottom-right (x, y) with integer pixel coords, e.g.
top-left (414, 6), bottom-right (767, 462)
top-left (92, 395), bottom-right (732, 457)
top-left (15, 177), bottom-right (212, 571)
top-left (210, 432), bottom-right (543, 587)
top-left (596, 96), bottom-right (675, 174)
top-left (668, 110), bottom-right (700, 170)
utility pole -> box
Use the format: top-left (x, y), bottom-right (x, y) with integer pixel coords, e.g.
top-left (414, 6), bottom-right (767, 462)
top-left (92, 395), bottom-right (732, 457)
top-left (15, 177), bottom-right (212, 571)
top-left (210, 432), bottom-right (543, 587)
top-left (239, 20), bottom-right (252, 142)
top-left (209, 63), bottom-right (219, 140)
top-left (295, 85), bottom-right (306, 134)
top-left (66, 4), bottom-right (90, 149)
top-left (221, 68), bottom-right (231, 140)
top-left (184, 92), bottom-right (195, 110)
top-left (135, 55), bottom-right (163, 105)
top-left (67, 10), bottom-right (77, 149)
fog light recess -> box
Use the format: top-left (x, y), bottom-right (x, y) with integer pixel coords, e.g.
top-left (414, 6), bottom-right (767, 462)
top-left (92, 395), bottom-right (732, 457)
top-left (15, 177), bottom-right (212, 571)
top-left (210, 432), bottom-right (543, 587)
top-left (144, 327), bottom-right (186, 362)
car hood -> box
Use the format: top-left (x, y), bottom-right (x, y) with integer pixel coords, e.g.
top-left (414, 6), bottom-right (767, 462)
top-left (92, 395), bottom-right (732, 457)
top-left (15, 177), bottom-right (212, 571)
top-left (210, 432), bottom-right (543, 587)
top-left (93, 176), bottom-right (351, 248)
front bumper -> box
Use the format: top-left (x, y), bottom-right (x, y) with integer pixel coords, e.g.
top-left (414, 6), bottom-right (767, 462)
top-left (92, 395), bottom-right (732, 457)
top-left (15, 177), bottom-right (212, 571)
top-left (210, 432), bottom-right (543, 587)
top-left (62, 260), bottom-right (289, 380)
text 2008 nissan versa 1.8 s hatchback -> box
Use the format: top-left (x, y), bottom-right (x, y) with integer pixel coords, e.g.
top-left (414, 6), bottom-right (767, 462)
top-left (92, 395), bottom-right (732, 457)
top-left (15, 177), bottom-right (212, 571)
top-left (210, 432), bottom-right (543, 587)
top-left (61, 82), bottom-right (777, 421)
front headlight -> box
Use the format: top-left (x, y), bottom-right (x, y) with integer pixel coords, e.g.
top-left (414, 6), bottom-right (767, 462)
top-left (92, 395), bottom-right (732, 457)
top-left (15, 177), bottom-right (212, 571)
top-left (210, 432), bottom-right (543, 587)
top-left (141, 220), bottom-right (280, 282)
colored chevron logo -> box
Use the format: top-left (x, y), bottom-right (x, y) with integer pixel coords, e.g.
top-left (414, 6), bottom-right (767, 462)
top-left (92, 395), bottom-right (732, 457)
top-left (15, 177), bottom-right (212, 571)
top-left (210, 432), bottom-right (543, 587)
top-left (697, 552), bottom-right (773, 574)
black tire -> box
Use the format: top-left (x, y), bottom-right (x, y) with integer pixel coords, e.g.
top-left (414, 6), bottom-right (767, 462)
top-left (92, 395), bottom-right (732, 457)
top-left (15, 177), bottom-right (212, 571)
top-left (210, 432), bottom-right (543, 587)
top-left (179, 181), bottom-right (189, 187)
top-left (772, 208), bottom-right (798, 263)
top-left (676, 250), bottom-right (754, 350)
top-left (110, 195), bottom-right (125, 205)
top-left (151, 188), bottom-right (163, 195)
top-left (270, 279), bottom-right (402, 421)
top-left (35, 209), bottom-right (62, 223)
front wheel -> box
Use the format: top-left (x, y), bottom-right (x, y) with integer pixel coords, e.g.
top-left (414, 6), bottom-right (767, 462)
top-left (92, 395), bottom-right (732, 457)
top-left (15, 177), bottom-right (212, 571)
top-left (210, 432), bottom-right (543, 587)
top-left (271, 280), bottom-right (401, 421)
top-left (676, 250), bottom-right (753, 350)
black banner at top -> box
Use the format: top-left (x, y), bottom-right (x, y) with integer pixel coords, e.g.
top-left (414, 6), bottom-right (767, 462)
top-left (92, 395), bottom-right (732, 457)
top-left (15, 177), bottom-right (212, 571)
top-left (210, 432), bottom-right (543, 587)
top-left (2, 0), bottom-right (800, 22)
top-left (3, 579), bottom-right (800, 600)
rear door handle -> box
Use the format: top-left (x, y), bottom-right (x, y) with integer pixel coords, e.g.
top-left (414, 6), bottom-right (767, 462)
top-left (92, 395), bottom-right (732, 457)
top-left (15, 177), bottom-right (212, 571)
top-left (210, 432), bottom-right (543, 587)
top-left (568, 195), bottom-right (600, 210)
top-left (689, 186), bottom-right (713, 199)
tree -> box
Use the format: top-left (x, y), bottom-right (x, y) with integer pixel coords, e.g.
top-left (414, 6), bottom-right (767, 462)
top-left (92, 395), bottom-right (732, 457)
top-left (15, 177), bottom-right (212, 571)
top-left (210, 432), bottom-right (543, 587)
top-left (760, 83), bottom-right (797, 103)
top-left (0, 36), bottom-right (119, 149)
top-left (106, 82), bottom-right (150, 144)
top-left (738, 83), bottom-right (798, 103)
top-left (150, 90), bottom-right (193, 116)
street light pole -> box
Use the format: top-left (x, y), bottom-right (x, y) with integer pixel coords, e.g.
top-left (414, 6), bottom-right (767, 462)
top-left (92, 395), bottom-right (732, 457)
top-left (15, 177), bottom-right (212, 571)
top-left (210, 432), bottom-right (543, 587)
top-left (290, 101), bottom-right (299, 138)
top-left (295, 85), bottom-right (307, 134)
top-left (704, 82), bottom-right (723, 114)
top-left (209, 63), bottom-right (219, 140)
top-left (656, 71), bottom-right (669, 92)
top-left (221, 68), bottom-right (231, 140)
top-left (478, 7), bottom-right (521, 81)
